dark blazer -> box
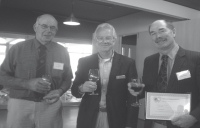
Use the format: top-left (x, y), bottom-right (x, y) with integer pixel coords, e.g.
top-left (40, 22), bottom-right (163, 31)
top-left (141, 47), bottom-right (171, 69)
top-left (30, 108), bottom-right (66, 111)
top-left (143, 47), bottom-right (200, 128)
top-left (71, 52), bottom-right (138, 128)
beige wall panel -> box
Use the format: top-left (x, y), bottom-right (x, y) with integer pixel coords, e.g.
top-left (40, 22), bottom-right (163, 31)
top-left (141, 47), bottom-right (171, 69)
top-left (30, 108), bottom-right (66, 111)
top-left (174, 19), bottom-right (200, 52)
top-left (136, 32), bottom-right (158, 78)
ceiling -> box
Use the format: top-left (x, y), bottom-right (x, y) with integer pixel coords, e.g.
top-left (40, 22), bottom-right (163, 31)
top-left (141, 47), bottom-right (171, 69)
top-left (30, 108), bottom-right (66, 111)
top-left (1, 0), bottom-right (199, 23)
top-left (0, 0), bottom-right (141, 23)
top-left (165, 0), bottom-right (200, 11)
top-left (0, 0), bottom-right (200, 44)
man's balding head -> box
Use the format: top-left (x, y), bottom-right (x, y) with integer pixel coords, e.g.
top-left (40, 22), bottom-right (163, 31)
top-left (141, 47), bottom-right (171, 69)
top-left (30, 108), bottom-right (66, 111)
top-left (33, 14), bottom-right (58, 45)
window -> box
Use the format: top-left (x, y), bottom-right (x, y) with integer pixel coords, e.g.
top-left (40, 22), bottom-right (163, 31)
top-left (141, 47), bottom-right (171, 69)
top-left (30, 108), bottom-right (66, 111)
top-left (57, 42), bottom-right (92, 80)
top-left (57, 42), bottom-right (92, 103)
top-left (0, 37), bottom-right (26, 65)
top-left (0, 45), bottom-right (6, 65)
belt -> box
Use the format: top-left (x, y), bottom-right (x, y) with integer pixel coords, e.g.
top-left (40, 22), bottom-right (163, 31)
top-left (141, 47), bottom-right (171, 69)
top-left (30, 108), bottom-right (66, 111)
top-left (152, 122), bottom-right (167, 128)
top-left (20, 97), bottom-right (44, 102)
top-left (154, 120), bottom-right (167, 126)
top-left (99, 107), bottom-right (107, 112)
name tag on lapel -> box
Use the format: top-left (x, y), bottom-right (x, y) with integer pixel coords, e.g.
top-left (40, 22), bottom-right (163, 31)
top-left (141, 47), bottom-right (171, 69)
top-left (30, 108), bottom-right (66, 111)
top-left (176, 70), bottom-right (191, 80)
top-left (116, 75), bottom-right (126, 79)
top-left (53, 62), bottom-right (64, 70)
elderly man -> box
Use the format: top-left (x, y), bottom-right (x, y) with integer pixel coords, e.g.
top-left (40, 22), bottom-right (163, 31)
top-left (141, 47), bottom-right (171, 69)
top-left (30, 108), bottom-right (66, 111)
top-left (137, 20), bottom-right (200, 128)
top-left (0, 14), bottom-right (73, 128)
top-left (71, 23), bottom-right (139, 128)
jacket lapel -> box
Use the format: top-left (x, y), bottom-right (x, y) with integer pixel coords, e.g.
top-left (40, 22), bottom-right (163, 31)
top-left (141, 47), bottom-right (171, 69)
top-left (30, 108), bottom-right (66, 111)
top-left (151, 53), bottom-right (160, 91)
top-left (167, 47), bottom-right (186, 91)
top-left (91, 53), bottom-right (99, 69)
top-left (107, 52), bottom-right (122, 91)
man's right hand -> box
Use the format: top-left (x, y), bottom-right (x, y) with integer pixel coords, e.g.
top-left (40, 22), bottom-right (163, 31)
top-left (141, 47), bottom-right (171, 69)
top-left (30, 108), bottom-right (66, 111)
top-left (127, 82), bottom-right (144, 96)
top-left (79, 81), bottom-right (97, 93)
top-left (26, 78), bottom-right (51, 93)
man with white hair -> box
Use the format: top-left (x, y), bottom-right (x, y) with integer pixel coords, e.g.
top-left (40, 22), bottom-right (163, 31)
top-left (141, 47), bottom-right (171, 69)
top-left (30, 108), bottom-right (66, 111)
top-left (0, 14), bottom-right (73, 128)
top-left (71, 23), bottom-right (139, 128)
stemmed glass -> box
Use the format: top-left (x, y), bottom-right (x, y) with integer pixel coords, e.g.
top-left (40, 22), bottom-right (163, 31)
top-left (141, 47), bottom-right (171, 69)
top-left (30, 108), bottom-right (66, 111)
top-left (88, 69), bottom-right (99, 95)
top-left (130, 78), bottom-right (144, 107)
top-left (42, 74), bottom-right (51, 94)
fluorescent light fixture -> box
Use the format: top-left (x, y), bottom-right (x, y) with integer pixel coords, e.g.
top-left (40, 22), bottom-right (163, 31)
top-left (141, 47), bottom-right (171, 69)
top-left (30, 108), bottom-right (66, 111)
top-left (63, 14), bottom-right (80, 26)
top-left (10, 39), bottom-right (25, 44)
top-left (0, 38), bottom-right (6, 44)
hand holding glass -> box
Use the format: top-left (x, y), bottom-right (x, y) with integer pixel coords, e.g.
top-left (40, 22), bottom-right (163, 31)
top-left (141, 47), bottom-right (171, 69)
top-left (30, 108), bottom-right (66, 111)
top-left (130, 78), bottom-right (144, 107)
top-left (42, 75), bottom-right (51, 93)
top-left (88, 69), bottom-right (99, 95)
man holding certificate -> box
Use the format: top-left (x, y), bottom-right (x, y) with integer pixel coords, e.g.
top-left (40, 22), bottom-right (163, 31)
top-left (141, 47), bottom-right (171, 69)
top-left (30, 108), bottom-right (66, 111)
top-left (129, 20), bottom-right (200, 128)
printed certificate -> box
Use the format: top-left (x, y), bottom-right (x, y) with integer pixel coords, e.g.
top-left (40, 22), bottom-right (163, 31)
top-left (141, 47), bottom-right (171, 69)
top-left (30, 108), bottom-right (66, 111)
top-left (145, 92), bottom-right (191, 120)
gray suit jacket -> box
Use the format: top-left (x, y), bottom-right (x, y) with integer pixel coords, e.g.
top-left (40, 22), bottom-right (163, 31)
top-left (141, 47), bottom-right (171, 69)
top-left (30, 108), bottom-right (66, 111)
top-left (143, 47), bottom-right (200, 128)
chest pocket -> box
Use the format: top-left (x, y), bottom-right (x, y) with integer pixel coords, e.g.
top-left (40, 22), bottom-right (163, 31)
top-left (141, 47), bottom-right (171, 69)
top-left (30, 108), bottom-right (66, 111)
top-left (51, 69), bottom-right (64, 78)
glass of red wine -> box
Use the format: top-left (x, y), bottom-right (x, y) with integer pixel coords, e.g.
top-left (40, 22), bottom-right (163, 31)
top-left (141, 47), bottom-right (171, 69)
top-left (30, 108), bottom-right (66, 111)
top-left (130, 78), bottom-right (144, 107)
top-left (88, 69), bottom-right (99, 95)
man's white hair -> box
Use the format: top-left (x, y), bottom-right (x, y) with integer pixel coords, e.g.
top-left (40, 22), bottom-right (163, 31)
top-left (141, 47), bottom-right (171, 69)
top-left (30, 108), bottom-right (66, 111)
top-left (93, 23), bottom-right (117, 39)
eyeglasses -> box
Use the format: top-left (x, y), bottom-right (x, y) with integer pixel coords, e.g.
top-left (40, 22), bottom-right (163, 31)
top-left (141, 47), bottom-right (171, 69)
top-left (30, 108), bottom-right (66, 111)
top-left (38, 24), bottom-right (57, 32)
top-left (96, 36), bottom-right (114, 43)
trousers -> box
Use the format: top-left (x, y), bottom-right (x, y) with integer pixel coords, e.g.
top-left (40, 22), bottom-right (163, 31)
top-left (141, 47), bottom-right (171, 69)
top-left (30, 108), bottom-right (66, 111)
top-left (6, 98), bottom-right (63, 128)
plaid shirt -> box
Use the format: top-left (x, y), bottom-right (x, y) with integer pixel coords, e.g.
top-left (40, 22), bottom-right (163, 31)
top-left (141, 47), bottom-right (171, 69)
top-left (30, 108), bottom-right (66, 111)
top-left (0, 38), bottom-right (73, 100)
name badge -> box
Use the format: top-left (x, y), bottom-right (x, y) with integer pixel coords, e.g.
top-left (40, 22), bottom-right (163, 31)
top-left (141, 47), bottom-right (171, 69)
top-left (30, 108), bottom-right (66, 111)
top-left (53, 62), bottom-right (64, 70)
top-left (176, 70), bottom-right (191, 80)
top-left (116, 75), bottom-right (126, 79)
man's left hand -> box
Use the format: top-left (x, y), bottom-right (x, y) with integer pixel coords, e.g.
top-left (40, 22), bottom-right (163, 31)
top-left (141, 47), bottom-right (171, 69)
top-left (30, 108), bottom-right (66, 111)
top-left (43, 89), bottom-right (63, 104)
top-left (171, 114), bottom-right (197, 128)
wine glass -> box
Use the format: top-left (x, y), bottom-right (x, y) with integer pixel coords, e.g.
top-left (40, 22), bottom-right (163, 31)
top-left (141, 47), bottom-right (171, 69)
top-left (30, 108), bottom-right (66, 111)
top-left (42, 75), bottom-right (51, 93)
top-left (88, 69), bottom-right (99, 95)
top-left (130, 78), bottom-right (144, 107)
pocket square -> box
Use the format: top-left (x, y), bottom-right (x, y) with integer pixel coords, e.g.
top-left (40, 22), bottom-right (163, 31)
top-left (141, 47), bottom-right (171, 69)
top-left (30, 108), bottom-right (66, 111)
top-left (116, 75), bottom-right (126, 79)
top-left (176, 70), bottom-right (191, 80)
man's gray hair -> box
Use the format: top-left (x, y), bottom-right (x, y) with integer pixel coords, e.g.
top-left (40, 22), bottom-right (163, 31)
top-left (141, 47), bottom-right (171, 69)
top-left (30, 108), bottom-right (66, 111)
top-left (93, 23), bottom-right (117, 39)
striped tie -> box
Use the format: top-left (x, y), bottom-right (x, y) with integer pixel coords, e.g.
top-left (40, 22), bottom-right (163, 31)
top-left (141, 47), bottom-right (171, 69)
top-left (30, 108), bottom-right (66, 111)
top-left (36, 45), bottom-right (47, 78)
top-left (154, 55), bottom-right (168, 126)
top-left (35, 45), bottom-right (47, 100)
top-left (157, 55), bottom-right (168, 92)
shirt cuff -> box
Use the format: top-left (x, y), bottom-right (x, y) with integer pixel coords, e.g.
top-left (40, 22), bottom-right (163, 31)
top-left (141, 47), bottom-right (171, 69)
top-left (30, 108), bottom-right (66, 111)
top-left (78, 84), bottom-right (85, 97)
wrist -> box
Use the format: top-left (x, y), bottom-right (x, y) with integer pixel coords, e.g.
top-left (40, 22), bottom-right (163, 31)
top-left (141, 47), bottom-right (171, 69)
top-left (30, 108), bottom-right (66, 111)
top-left (78, 84), bottom-right (84, 94)
top-left (21, 79), bottom-right (29, 90)
top-left (58, 88), bottom-right (65, 96)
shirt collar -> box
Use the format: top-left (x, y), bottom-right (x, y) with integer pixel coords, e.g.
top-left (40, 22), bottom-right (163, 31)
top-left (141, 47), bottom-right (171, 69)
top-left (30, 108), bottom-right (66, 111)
top-left (160, 44), bottom-right (179, 60)
top-left (34, 38), bottom-right (53, 52)
top-left (98, 50), bottom-right (114, 62)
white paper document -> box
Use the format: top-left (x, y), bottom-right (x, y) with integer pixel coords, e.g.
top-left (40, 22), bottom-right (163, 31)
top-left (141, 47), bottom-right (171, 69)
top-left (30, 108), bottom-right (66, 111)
top-left (145, 92), bottom-right (191, 120)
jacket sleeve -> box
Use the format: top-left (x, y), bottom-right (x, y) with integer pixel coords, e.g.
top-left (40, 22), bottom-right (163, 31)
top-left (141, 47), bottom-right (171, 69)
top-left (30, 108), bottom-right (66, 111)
top-left (71, 58), bottom-right (85, 98)
top-left (190, 53), bottom-right (200, 122)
